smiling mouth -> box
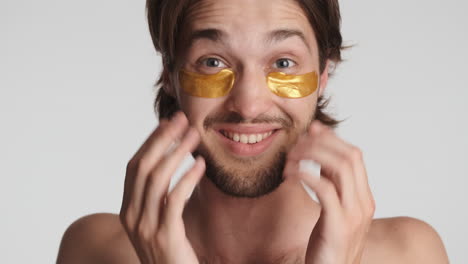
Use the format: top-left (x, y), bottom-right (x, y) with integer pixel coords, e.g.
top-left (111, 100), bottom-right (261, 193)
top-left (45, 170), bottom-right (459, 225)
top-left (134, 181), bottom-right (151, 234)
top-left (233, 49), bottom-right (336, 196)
top-left (219, 129), bottom-right (277, 144)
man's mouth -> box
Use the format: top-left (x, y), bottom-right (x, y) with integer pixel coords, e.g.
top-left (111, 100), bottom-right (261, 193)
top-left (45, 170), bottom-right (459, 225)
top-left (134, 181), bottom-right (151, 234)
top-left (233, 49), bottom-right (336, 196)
top-left (212, 124), bottom-right (281, 157)
top-left (220, 130), bottom-right (274, 144)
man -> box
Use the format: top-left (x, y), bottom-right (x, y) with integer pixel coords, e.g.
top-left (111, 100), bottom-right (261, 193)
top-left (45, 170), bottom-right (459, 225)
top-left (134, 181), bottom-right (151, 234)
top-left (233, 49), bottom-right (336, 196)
top-left (57, 0), bottom-right (449, 263)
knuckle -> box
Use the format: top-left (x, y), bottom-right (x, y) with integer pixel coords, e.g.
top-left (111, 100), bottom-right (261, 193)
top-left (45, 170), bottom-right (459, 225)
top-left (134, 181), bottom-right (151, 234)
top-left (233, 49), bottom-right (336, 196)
top-left (135, 156), bottom-right (153, 175)
top-left (126, 158), bottom-right (138, 174)
top-left (127, 158), bottom-right (144, 175)
top-left (119, 212), bottom-right (135, 230)
top-left (337, 156), bottom-right (353, 175)
top-left (136, 222), bottom-right (154, 244)
top-left (155, 229), bottom-right (168, 247)
top-left (166, 193), bottom-right (177, 208)
top-left (146, 169), bottom-right (159, 187)
top-left (350, 146), bottom-right (363, 161)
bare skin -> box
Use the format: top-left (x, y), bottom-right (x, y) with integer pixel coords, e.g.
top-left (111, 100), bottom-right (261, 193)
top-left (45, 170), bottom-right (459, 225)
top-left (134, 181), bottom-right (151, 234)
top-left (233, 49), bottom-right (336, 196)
top-left (56, 213), bottom-right (448, 263)
top-left (57, 0), bottom-right (449, 263)
top-left (56, 116), bottom-right (449, 264)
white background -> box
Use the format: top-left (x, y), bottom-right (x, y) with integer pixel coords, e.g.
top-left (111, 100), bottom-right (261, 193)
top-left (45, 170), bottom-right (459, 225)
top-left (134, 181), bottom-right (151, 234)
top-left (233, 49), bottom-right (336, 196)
top-left (1, 0), bottom-right (467, 263)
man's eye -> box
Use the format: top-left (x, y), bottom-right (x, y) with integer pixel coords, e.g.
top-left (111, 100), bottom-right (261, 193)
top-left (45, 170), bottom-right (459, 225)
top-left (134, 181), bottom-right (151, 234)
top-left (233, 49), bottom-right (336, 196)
top-left (202, 58), bottom-right (226, 68)
top-left (274, 58), bottom-right (296, 69)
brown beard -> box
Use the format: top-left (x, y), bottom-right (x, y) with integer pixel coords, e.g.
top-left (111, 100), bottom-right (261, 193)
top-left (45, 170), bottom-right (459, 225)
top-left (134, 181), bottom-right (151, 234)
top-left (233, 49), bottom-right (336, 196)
top-left (193, 111), bottom-right (295, 198)
top-left (194, 147), bottom-right (287, 198)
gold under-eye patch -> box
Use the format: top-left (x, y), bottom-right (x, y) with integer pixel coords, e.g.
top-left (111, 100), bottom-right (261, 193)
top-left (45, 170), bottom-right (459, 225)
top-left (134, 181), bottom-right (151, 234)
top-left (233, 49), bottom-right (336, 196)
top-left (179, 69), bottom-right (319, 99)
top-left (267, 71), bottom-right (319, 98)
top-left (179, 69), bottom-right (235, 98)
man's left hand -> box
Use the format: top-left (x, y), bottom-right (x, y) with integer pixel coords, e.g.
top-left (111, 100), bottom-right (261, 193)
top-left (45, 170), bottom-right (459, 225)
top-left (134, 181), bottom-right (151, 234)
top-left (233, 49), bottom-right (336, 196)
top-left (284, 121), bottom-right (376, 264)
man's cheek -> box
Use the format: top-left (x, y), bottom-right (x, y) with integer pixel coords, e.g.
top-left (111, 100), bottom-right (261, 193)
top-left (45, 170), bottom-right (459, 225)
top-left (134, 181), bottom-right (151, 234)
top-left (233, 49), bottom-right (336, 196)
top-left (180, 97), bottom-right (219, 126)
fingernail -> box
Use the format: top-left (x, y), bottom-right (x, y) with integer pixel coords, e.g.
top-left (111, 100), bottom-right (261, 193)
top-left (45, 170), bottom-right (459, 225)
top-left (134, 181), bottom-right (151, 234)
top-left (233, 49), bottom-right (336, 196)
top-left (301, 181), bottom-right (320, 204)
top-left (299, 160), bottom-right (321, 180)
top-left (165, 140), bottom-right (179, 155)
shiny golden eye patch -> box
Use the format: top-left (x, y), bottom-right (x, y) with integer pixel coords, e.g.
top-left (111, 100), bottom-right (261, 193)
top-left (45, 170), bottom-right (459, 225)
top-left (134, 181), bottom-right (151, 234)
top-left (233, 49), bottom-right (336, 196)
top-left (179, 69), bottom-right (319, 98)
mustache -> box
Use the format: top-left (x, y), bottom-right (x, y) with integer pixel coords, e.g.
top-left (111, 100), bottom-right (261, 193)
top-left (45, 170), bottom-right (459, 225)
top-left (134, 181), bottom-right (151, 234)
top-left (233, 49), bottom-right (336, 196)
top-left (203, 111), bottom-right (293, 129)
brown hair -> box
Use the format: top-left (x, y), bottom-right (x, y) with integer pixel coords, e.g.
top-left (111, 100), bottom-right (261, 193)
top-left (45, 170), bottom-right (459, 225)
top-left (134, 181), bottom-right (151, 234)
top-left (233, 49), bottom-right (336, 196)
top-left (146, 0), bottom-right (344, 127)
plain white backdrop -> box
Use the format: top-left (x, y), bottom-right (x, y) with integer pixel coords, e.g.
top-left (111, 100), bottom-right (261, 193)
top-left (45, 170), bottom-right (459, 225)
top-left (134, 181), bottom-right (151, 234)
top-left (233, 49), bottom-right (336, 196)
top-left (1, 0), bottom-right (467, 263)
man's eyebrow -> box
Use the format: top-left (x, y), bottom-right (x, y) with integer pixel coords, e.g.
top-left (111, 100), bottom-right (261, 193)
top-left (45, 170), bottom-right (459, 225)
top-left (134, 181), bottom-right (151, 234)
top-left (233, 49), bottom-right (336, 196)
top-left (187, 28), bottom-right (226, 45)
top-left (266, 29), bottom-right (311, 51)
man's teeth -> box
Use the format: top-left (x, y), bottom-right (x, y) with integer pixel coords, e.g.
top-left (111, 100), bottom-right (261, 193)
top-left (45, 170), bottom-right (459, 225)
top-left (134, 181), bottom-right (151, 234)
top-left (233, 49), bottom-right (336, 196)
top-left (222, 131), bottom-right (273, 144)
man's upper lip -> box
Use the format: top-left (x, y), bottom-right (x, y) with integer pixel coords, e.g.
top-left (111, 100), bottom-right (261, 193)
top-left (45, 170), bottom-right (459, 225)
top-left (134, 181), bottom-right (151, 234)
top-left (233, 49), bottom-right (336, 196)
top-left (213, 123), bottom-right (282, 134)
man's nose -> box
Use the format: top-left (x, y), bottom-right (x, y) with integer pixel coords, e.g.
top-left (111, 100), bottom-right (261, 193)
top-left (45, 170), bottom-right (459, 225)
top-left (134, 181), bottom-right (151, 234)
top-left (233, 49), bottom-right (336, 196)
top-left (225, 69), bottom-right (273, 120)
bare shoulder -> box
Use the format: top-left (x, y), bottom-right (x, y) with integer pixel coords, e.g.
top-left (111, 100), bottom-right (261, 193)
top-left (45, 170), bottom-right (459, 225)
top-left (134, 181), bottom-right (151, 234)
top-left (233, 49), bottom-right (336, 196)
top-left (363, 216), bottom-right (449, 264)
top-left (56, 213), bottom-right (139, 264)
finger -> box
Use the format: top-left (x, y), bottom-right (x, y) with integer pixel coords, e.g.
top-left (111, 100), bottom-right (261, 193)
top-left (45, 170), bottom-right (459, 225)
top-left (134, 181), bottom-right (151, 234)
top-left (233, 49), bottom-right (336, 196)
top-left (298, 171), bottom-right (342, 223)
top-left (131, 111), bottom-right (188, 172)
top-left (287, 122), bottom-right (357, 208)
top-left (283, 157), bottom-right (300, 179)
top-left (140, 127), bottom-right (200, 231)
top-left (311, 123), bottom-right (360, 206)
top-left (345, 143), bottom-right (374, 211)
top-left (292, 121), bottom-right (350, 160)
top-left (130, 119), bottom-right (169, 164)
top-left (122, 119), bottom-right (168, 209)
top-left (311, 122), bottom-right (373, 208)
top-left (125, 112), bottom-right (189, 219)
top-left (164, 156), bottom-right (206, 227)
top-left (283, 130), bottom-right (319, 178)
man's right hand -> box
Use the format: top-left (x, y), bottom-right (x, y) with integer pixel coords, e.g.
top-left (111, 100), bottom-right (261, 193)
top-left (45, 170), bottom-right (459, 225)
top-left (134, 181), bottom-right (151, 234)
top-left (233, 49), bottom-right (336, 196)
top-left (119, 111), bottom-right (204, 264)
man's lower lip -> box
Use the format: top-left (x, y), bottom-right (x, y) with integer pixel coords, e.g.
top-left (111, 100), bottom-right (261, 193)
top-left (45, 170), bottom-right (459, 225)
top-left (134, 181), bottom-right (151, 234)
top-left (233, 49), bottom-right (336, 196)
top-left (215, 130), bottom-right (279, 157)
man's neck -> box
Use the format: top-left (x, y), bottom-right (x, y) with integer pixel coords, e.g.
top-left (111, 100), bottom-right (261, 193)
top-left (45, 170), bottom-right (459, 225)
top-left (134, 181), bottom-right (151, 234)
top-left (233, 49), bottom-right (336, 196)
top-left (183, 176), bottom-right (321, 263)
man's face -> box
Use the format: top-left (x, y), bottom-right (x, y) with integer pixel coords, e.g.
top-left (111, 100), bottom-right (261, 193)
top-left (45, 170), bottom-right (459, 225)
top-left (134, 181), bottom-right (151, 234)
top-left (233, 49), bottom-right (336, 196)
top-left (175, 0), bottom-right (326, 197)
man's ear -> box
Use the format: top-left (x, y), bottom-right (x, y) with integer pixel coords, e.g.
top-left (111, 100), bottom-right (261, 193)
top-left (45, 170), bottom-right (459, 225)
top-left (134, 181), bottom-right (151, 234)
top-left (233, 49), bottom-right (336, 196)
top-left (161, 68), bottom-right (177, 97)
top-left (318, 60), bottom-right (330, 97)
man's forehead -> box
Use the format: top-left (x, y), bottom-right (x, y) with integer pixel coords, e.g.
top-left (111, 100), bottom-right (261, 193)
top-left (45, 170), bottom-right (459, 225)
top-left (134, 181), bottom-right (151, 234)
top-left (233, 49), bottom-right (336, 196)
top-left (183, 0), bottom-right (315, 50)
top-left (185, 0), bottom-right (312, 34)
top-left (187, 28), bottom-right (312, 53)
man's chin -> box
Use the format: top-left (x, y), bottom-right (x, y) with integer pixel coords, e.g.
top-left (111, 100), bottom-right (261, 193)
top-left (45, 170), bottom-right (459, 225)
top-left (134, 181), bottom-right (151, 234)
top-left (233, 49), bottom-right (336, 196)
top-left (193, 147), bottom-right (287, 198)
